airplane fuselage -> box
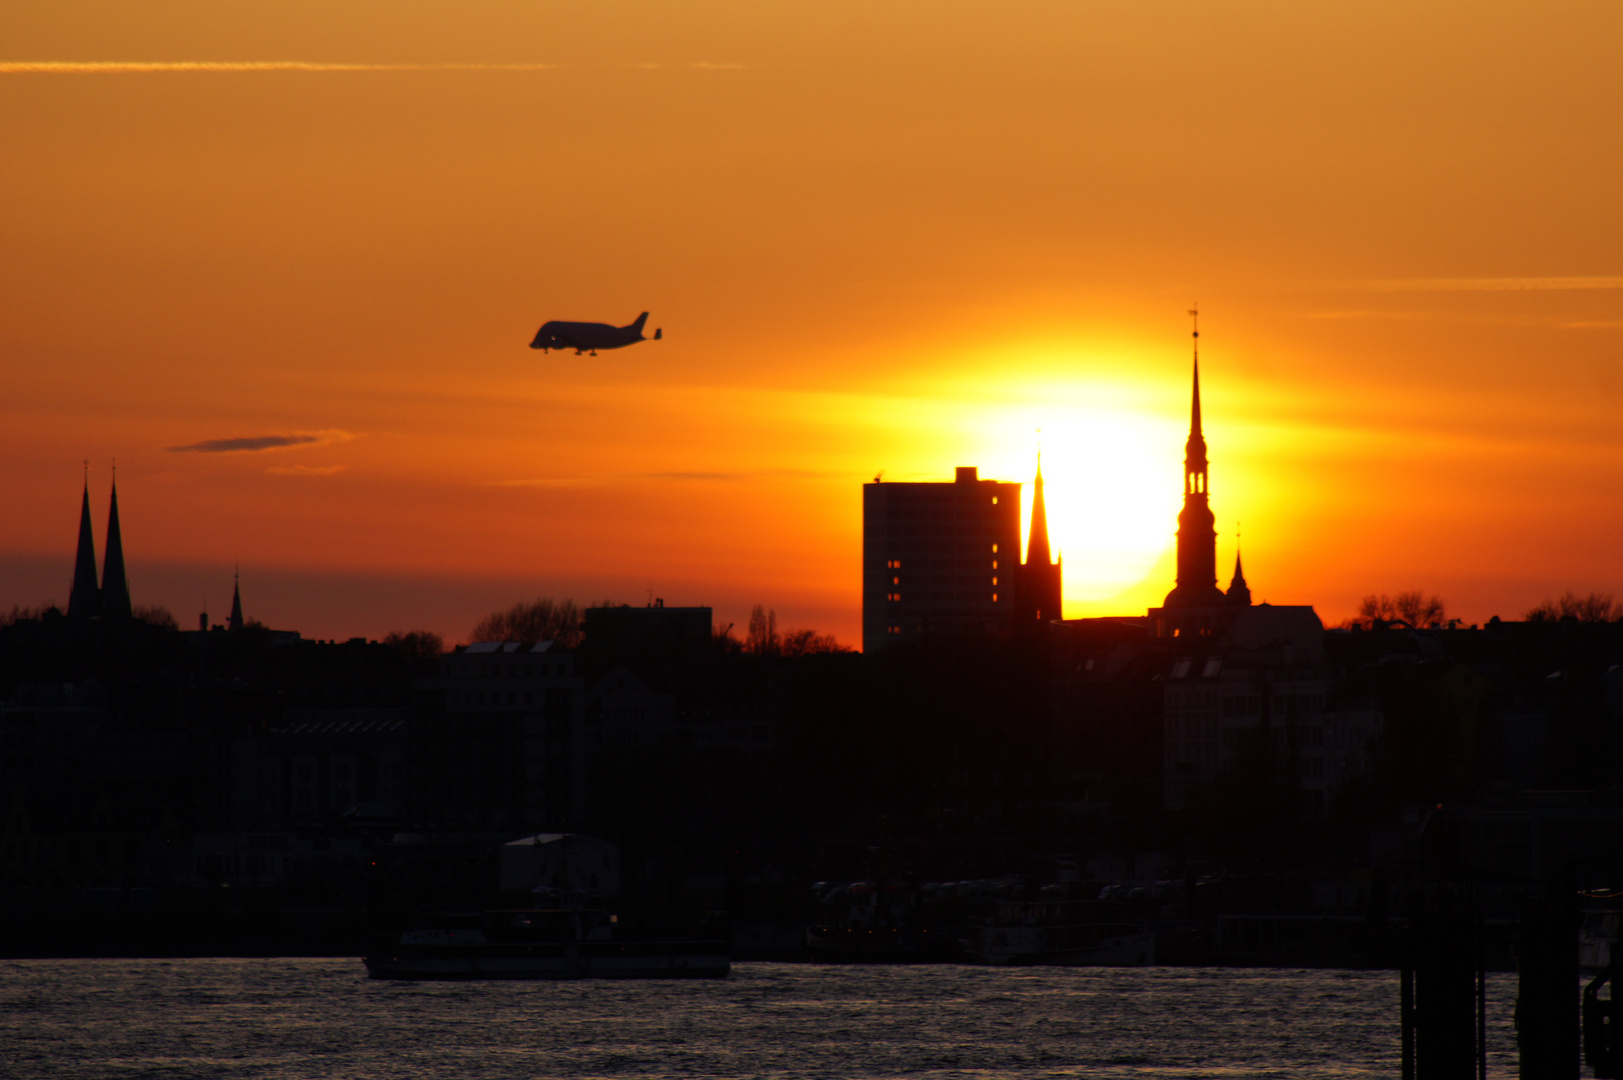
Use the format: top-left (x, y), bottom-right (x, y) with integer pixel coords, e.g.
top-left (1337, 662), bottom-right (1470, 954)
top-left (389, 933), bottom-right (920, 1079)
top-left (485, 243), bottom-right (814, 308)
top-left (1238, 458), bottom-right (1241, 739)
top-left (530, 313), bottom-right (659, 354)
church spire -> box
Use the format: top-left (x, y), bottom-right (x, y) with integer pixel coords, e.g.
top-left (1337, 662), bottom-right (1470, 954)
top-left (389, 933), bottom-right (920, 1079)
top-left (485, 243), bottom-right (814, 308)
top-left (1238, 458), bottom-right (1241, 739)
top-left (1026, 449), bottom-right (1053, 568)
top-left (1226, 531), bottom-right (1252, 607)
top-left (1017, 444), bottom-right (1063, 628)
top-left (229, 567), bottom-right (245, 632)
top-left (1164, 309), bottom-right (1222, 609)
top-left (68, 468), bottom-right (100, 619)
top-left (1184, 307), bottom-right (1208, 492)
top-left (100, 467), bottom-right (132, 619)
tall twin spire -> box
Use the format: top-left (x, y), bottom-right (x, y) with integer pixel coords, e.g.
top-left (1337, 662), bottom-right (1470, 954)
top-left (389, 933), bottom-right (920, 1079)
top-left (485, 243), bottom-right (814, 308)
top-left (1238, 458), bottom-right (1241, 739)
top-left (101, 472), bottom-right (132, 618)
top-left (67, 466), bottom-right (132, 620)
top-left (69, 473), bottom-right (101, 618)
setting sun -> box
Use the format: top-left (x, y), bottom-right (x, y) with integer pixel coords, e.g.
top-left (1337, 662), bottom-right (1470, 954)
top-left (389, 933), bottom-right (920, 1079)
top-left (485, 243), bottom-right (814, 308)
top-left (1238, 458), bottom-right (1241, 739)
top-left (1, 0), bottom-right (1619, 643)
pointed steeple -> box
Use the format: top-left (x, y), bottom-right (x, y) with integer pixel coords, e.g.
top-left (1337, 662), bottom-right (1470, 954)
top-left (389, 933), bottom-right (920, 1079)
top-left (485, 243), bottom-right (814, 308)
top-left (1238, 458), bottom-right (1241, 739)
top-left (1184, 310), bottom-right (1208, 486)
top-left (1226, 546), bottom-right (1252, 607)
top-left (1026, 451), bottom-right (1053, 568)
top-left (1017, 447), bottom-right (1063, 628)
top-left (68, 471), bottom-right (101, 619)
top-left (229, 568), bottom-right (245, 632)
top-left (100, 469), bottom-right (132, 619)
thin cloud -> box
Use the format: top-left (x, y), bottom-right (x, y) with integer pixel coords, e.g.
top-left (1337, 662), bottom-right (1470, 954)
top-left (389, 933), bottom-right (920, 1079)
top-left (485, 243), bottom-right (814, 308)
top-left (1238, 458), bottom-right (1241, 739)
top-left (1300, 310), bottom-right (1425, 321)
top-left (690, 62), bottom-right (746, 70)
top-left (490, 468), bottom-right (838, 488)
top-left (644, 468), bottom-right (835, 481)
top-left (167, 430), bottom-right (356, 453)
top-left (266, 464), bottom-right (346, 477)
top-left (648, 471), bottom-right (748, 482)
top-left (1559, 320), bottom-right (1623, 330)
top-left (485, 477), bottom-right (596, 488)
top-left (0, 61), bottom-right (557, 74)
top-left (1364, 276), bottom-right (1623, 293)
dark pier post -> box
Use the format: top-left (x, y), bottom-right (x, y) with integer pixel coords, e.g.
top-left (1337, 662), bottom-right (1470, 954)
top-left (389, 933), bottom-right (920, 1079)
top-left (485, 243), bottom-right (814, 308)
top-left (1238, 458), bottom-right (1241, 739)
top-left (1402, 890), bottom-right (1487, 1080)
top-left (1518, 877), bottom-right (1580, 1079)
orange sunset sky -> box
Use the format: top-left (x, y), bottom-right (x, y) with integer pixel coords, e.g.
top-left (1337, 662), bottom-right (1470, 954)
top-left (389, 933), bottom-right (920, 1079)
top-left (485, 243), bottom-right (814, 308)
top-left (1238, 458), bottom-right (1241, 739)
top-left (2, 1), bottom-right (1621, 646)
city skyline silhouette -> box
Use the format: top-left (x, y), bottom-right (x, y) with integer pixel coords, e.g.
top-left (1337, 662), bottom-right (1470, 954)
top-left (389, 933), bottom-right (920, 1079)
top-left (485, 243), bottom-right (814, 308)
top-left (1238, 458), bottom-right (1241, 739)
top-left (1, 4), bottom-right (1620, 648)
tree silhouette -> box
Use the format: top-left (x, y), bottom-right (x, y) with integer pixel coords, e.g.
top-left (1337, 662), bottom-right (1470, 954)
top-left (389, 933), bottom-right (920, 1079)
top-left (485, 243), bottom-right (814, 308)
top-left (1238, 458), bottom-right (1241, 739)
top-left (1354, 591), bottom-right (1446, 629)
top-left (746, 604), bottom-right (778, 655)
top-left (133, 604), bottom-right (178, 631)
top-left (383, 630), bottom-right (445, 660)
top-left (471, 598), bottom-right (584, 645)
top-left (0, 603), bottom-right (55, 626)
top-left (1525, 590), bottom-right (1618, 622)
top-left (779, 628), bottom-right (849, 656)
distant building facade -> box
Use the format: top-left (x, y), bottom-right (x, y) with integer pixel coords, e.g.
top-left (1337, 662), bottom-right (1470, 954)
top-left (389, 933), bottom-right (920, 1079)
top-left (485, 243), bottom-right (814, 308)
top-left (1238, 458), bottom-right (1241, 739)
top-left (424, 641), bottom-right (586, 831)
top-left (1158, 604), bottom-right (1382, 810)
top-left (862, 466), bottom-right (1022, 652)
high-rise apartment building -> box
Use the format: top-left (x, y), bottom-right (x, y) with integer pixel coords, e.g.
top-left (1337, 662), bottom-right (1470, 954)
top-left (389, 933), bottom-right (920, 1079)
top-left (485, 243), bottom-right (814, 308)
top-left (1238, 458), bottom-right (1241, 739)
top-left (862, 466), bottom-right (1022, 652)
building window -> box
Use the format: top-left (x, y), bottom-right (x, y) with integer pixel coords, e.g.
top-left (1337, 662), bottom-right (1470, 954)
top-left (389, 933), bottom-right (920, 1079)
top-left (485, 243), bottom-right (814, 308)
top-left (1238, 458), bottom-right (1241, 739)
top-left (991, 593), bottom-right (998, 603)
top-left (991, 543), bottom-right (998, 553)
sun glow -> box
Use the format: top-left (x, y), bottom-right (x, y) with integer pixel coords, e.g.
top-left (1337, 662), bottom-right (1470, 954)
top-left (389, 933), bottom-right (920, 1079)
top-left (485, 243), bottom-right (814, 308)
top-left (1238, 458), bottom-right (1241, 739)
top-left (932, 374), bottom-right (1188, 616)
top-left (1032, 410), bottom-right (1182, 606)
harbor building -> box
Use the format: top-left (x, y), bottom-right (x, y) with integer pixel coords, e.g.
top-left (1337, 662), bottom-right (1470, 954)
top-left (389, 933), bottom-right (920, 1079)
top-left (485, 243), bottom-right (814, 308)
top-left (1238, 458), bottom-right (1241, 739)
top-left (862, 466), bottom-right (1022, 652)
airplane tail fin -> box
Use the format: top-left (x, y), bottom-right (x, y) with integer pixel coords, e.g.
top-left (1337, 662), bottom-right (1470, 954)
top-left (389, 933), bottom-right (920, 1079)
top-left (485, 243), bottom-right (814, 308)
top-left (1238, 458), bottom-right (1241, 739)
top-left (654, 327), bottom-right (662, 340)
top-left (629, 312), bottom-right (649, 334)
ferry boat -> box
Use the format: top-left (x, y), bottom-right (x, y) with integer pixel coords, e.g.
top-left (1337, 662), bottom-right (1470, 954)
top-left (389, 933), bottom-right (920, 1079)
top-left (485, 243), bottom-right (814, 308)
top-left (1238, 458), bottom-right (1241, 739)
top-left (364, 907), bottom-right (730, 980)
top-left (1582, 902), bottom-right (1621, 979)
top-left (961, 899), bottom-right (1155, 967)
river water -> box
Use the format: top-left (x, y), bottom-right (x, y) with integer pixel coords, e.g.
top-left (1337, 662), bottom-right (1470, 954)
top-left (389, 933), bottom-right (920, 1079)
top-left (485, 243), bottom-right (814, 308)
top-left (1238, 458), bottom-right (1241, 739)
top-left (2, 959), bottom-right (1521, 1079)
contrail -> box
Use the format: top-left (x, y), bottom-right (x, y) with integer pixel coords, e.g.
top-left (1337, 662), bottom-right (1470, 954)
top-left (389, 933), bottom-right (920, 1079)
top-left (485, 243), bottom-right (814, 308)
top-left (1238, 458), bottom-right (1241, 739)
top-left (0, 61), bottom-right (558, 73)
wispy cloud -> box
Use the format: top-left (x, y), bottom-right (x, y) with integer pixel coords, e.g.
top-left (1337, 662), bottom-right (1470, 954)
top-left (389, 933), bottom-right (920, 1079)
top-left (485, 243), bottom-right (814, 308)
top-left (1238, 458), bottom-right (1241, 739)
top-left (485, 477), bottom-right (595, 488)
top-left (266, 464), bottom-right (346, 477)
top-left (647, 471), bottom-right (748, 482)
top-left (1364, 276), bottom-right (1623, 293)
top-left (1558, 320), bottom-right (1623, 330)
top-left (167, 430), bottom-right (355, 453)
top-left (0, 61), bottom-right (557, 74)
top-left (489, 468), bottom-right (838, 488)
top-left (1300, 310), bottom-right (1425, 321)
top-left (625, 62), bottom-right (746, 71)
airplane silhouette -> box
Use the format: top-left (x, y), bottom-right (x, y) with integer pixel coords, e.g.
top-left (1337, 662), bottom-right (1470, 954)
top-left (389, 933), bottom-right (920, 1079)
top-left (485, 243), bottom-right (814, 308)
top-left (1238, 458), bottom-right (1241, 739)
top-left (529, 312), bottom-right (662, 354)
